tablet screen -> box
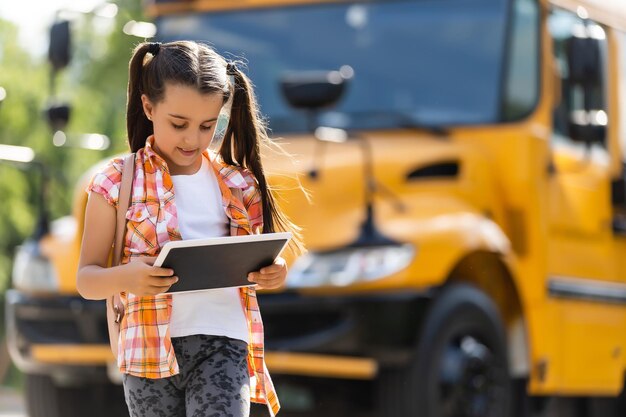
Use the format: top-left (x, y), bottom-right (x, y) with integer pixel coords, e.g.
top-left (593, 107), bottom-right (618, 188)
top-left (154, 232), bottom-right (292, 293)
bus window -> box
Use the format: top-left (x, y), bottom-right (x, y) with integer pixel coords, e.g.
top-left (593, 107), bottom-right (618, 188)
top-left (157, 0), bottom-right (514, 133)
top-left (617, 32), bottom-right (626, 160)
top-left (501, 0), bottom-right (540, 121)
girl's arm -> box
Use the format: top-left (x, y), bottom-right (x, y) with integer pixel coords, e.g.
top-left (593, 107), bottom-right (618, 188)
top-left (77, 192), bottom-right (178, 299)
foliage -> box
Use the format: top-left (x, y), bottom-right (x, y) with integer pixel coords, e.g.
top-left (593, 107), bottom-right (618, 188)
top-left (0, 21), bottom-right (49, 290)
top-left (0, 0), bottom-right (148, 389)
top-left (0, 0), bottom-right (146, 292)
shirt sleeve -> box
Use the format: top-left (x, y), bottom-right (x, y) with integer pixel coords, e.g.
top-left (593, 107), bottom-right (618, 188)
top-left (85, 157), bottom-right (124, 208)
top-left (241, 169), bottom-right (264, 234)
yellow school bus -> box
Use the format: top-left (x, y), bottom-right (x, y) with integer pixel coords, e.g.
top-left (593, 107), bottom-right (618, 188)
top-left (6, 0), bottom-right (626, 416)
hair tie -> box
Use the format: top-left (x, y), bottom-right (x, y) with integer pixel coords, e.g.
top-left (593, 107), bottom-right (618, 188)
top-left (226, 61), bottom-right (238, 75)
top-left (147, 42), bottom-right (161, 56)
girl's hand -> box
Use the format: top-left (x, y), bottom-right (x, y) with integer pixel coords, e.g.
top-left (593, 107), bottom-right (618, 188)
top-left (248, 257), bottom-right (287, 290)
top-left (122, 257), bottom-right (179, 296)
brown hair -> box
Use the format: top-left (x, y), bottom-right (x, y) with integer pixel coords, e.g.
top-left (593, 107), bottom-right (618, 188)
top-left (126, 41), bottom-right (304, 255)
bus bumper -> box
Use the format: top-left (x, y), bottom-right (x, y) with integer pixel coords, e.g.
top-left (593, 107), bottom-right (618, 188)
top-left (5, 289), bottom-right (114, 384)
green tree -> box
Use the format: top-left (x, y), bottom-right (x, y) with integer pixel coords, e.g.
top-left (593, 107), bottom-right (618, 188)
top-left (0, 0), bottom-right (146, 283)
top-left (0, 0), bottom-right (146, 386)
top-left (0, 19), bottom-right (49, 289)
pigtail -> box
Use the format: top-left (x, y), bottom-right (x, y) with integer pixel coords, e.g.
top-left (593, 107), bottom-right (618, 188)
top-left (222, 68), bottom-right (305, 256)
top-left (126, 43), bottom-right (155, 153)
top-left (122, 40), bottom-right (305, 255)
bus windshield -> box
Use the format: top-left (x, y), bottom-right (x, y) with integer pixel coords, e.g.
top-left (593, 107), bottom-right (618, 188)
top-left (157, 0), bottom-right (512, 133)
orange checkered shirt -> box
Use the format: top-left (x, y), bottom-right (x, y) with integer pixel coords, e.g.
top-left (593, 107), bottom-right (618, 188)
top-left (87, 136), bottom-right (280, 416)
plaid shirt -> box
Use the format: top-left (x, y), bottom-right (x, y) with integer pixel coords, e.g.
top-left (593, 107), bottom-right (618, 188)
top-left (87, 136), bottom-right (279, 416)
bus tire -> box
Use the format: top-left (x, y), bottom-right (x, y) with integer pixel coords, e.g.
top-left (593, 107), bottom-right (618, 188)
top-left (24, 374), bottom-right (59, 417)
top-left (378, 283), bottom-right (511, 417)
top-left (24, 373), bottom-right (128, 417)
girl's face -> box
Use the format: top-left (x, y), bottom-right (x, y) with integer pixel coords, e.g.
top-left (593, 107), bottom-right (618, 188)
top-left (141, 83), bottom-right (224, 175)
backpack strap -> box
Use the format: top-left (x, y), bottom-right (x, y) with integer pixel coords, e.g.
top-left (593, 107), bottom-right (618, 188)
top-left (112, 153), bottom-right (135, 267)
top-left (109, 153), bottom-right (135, 326)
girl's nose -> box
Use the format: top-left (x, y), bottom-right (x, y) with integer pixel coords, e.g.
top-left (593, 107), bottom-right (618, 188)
top-left (180, 133), bottom-right (196, 146)
top-left (183, 129), bottom-right (202, 144)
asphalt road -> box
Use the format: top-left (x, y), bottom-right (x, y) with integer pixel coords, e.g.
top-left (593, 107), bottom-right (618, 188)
top-left (0, 387), bottom-right (614, 417)
top-left (0, 387), bottom-right (23, 417)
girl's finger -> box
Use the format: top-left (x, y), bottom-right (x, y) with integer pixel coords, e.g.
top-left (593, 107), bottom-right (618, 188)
top-left (150, 276), bottom-right (179, 287)
top-left (254, 275), bottom-right (285, 287)
top-left (148, 287), bottom-right (170, 295)
top-left (249, 272), bottom-right (276, 282)
top-left (148, 278), bottom-right (177, 291)
top-left (255, 274), bottom-right (280, 283)
top-left (260, 265), bottom-right (283, 274)
top-left (133, 256), bottom-right (157, 265)
top-left (151, 267), bottom-right (175, 277)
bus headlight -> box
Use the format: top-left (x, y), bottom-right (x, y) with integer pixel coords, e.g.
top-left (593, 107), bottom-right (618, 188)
top-left (287, 244), bottom-right (415, 288)
top-left (12, 240), bottom-right (59, 292)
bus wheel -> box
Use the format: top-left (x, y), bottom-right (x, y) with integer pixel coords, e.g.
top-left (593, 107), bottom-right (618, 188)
top-left (379, 283), bottom-right (511, 417)
top-left (25, 373), bottom-right (82, 417)
top-left (24, 373), bottom-right (129, 417)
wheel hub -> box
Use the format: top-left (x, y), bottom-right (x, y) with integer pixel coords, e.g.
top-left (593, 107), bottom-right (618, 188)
top-left (439, 335), bottom-right (500, 417)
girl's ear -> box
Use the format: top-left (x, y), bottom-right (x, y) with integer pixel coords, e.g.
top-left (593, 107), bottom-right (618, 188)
top-left (141, 94), bottom-right (154, 120)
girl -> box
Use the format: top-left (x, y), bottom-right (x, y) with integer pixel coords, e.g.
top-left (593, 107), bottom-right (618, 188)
top-left (77, 40), bottom-right (303, 417)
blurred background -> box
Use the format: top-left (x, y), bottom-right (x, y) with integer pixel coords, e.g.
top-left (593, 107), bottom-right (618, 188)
top-left (1, 0), bottom-right (626, 417)
top-left (0, 0), bottom-right (144, 413)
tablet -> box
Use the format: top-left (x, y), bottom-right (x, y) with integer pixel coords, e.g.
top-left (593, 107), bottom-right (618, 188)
top-left (153, 232), bottom-right (292, 293)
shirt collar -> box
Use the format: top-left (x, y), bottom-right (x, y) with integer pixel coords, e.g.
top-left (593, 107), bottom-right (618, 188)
top-left (143, 135), bottom-right (168, 172)
top-left (142, 135), bottom-right (248, 189)
top-left (205, 149), bottom-right (249, 190)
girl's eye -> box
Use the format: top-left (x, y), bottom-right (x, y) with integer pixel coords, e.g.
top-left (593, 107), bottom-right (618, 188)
top-left (200, 125), bottom-right (212, 132)
top-left (172, 123), bottom-right (186, 130)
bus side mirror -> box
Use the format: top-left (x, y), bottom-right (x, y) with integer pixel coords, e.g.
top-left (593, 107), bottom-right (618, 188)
top-left (612, 169), bottom-right (626, 206)
top-left (568, 117), bottom-right (606, 146)
top-left (566, 35), bottom-right (602, 88)
top-left (280, 69), bottom-right (351, 111)
top-left (49, 20), bottom-right (71, 71)
top-left (565, 26), bottom-right (606, 146)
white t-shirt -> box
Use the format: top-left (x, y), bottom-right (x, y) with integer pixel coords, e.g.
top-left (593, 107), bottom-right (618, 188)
top-left (169, 157), bottom-right (249, 343)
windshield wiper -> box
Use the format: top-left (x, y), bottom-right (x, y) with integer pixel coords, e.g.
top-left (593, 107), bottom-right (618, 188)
top-left (380, 111), bottom-right (450, 137)
top-left (273, 110), bottom-right (451, 137)
top-left (318, 110), bottom-right (450, 137)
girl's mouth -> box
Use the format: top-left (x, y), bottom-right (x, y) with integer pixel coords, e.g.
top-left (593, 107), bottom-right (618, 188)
top-left (177, 147), bottom-right (197, 157)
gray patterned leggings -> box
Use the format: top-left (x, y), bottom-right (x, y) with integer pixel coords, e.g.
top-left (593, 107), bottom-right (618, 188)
top-left (122, 335), bottom-right (250, 417)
